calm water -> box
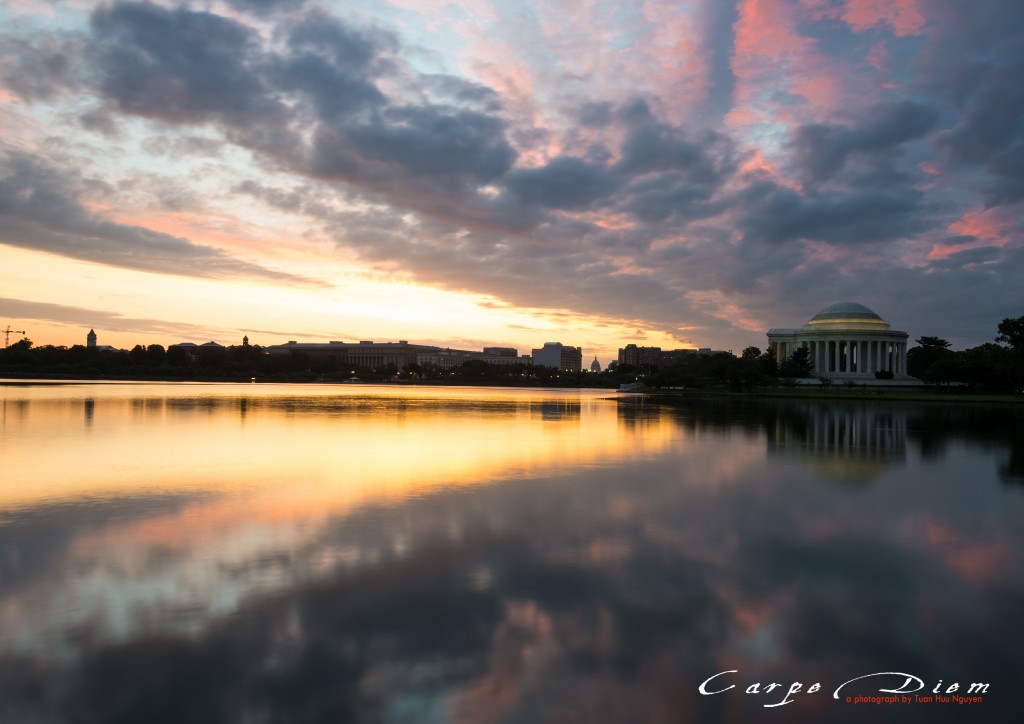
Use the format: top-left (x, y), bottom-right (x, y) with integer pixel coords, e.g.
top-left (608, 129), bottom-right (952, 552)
top-left (1, 382), bottom-right (1022, 723)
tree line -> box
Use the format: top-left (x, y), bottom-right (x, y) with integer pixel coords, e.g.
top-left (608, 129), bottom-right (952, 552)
top-left (904, 315), bottom-right (1024, 391)
top-left (1, 314), bottom-right (1021, 392)
top-left (0, 340), bottom-right (617, 387)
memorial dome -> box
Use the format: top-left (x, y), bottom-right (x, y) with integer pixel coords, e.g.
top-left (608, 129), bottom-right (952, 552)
top-left (803, 302), bottom-right (890, 331)
top-left (768, 302), bottom-right (913, 381)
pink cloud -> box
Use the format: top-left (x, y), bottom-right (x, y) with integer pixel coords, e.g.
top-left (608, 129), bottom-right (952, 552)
top-left (947, 207), bottom-right (1016, 241)
top-left (842, 0), bottom-right (926, 37)
top-left (864, 41), bottom-right (891, 72)
top-left (798, 0), bottom-right (842, 22)
top-left (451, 0), bottom-right (721, 165)
top-left (734, 0), bottom-right (815, 66)
top-left (685, 289), bottom-right (767, 334)
top-left (728, 0), bottom-right (858, 138)
top-left (634, 0), bottom-right (712, 125)
top-left (927, 207), bottom-right (1019, 261)
top-left (737, 147), bottom-right (789, 183)
top-left (108, 209), bottom-right (271, 259)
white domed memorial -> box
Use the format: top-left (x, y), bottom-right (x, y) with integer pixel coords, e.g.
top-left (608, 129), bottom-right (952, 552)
top-left (767, 302), bottom-right (915, 381)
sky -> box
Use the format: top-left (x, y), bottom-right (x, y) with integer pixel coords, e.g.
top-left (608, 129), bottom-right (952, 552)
top-left (0, 0), bottom-right (1022, 361)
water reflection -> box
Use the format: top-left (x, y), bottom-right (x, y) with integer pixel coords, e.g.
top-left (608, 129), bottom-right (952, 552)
top-left (530, 400), bottom-right (581, 422)
top-left (0, 388), bottom-right (671, 514)
top-left (766, 402), bottom-right (907, 482)
top-left (0, 383), bottom-right (1022, 723)
top-left (902, 403), bottom-right (1024, 485)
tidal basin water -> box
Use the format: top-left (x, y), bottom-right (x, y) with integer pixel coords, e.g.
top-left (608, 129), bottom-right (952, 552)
top-left (1, 383), bottom-right (1022, 723)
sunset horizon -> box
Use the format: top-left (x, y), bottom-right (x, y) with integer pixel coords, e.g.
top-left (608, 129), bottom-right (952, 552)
top-left (2, 0), bottom-right (1021, 362)
top-left (3, 3), bottom-right (1023, 712)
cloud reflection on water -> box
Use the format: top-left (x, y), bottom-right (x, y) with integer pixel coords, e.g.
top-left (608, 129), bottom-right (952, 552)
top-left (0, 385), bottom-right (1022, 723)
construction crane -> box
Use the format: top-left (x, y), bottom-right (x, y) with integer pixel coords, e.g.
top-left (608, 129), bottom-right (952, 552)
top-left (2, 326), bottom-right (26, 348)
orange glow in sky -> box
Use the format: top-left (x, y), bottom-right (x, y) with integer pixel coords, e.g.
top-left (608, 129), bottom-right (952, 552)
top-left (1, 0), bottom-right (1020, 355)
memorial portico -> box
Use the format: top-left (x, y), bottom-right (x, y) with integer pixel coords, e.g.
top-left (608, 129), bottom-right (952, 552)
top-left (767, 302), bottom-right (912, 381)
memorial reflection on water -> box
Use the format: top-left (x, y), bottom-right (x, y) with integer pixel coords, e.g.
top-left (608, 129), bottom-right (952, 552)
top-left (0, 383), bottom-right (1022, 724)
top-left (766, 403), bottom-right (907, 481)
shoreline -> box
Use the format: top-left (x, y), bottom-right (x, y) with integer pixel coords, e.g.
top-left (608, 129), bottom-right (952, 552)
top-left (2, 376), bottom-right (1020, 404)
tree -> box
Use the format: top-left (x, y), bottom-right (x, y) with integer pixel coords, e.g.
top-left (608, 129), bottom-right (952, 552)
top-left (996, 316), bottom-right (1024, 352)
top-left (779, 347), bottom-right (813, 378)
top-left (958, 343), bottom-right (1015, 391)
top-left (166, 345), bottom-right (188, 366)
top-left (908, 336), bottom-right (954, 381)
top-left (925, 355), bottom-right (962, 385)
top-left (198, 345), bottom-right (228, 369)
top-left (453, 359), bottom-right (494, 379)
top-left (995, 316), bottom-right (1024, 391)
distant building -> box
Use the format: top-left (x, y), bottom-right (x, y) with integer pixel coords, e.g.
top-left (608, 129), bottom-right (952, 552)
top-left (618, 344), bottom-right (663, 368)
top-left (531, 342), bottom-right (583, 371)
top-left (618, 344), bottom-right (706, 369)
top-left (167, 341), bottom-right (223, 361)
top-left (267, 340), bottom-right (431, 369)
top-left (767, 302), bottom-right (912, 380)
top-left (416, 348), bottom-right (531, 370)
top-left (170, 343), bottom-right (198, 355)
top-left (590, 357), bottom-right (601, 373)
top-left (264, 340), bottom-right (530, 371)
top-left (84, 328), bottom-right (117, 352)
top-left (660, 349), bottom-right (698, 365)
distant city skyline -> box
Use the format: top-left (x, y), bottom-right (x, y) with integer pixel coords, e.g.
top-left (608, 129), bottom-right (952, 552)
top-left (1, 1), bottom-right (1021, 362)
top-left (15, 327), bottom-right (735, 373)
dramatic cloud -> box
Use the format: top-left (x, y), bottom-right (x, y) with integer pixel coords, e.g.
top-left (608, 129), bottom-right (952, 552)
top-left (791, 101), bottom-right (938, 183)
top-left (0, 0), bottom-right (1022, 351)
top-left (90, 1), bottom-right (282, 125)
top-left (506, 156), bottom-right (619, 210)
top-left (0, 151), bottom-right (320, 286)
top-left (735, 178), bottom-right (928, 245)
top-left (225, 0), bottom-right (309, 15)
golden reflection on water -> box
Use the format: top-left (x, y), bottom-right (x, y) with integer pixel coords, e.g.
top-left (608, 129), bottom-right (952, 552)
top-left (0, 384), bottom-right (682, 512)
top-left (0, 383), bottom-right (693, 656)
top-left (4, 383), bottom-right (1024, 724)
